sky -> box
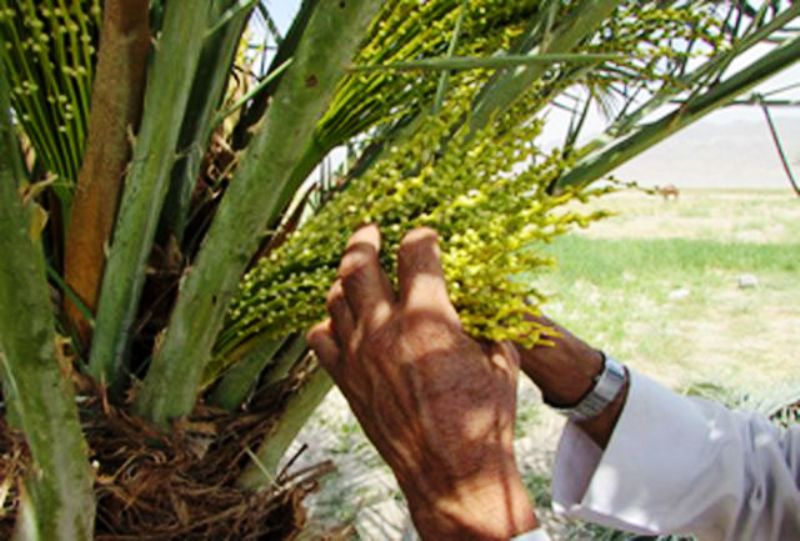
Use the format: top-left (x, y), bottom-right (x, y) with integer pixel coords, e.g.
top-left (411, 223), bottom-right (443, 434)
top-left (262, 1), bottom-right (800, 189)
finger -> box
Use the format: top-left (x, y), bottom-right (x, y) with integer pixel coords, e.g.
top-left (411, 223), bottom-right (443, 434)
top-left (307, 320), bottom-right (343, 378)
top-left (338, 224), bottom-right (395, 324)
top-left (326, 280), bottom-right (355, 345)
top-left (519, 312), bottom-right (560, 346)
top-left (397, 227), bottom-right (459, 323)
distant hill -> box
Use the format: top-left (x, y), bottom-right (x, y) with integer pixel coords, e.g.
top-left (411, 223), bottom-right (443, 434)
top-left (611, 110), bottom-right (800, 189)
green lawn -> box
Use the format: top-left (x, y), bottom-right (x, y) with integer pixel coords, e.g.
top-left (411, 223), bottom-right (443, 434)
top-left (526, 192), bottom-right (800, 392)
top-left (541, 236), bottom-right (799, 283)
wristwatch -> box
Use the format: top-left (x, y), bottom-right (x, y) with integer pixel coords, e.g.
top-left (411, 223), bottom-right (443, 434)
top-left (554, 352), bottom-right (627, 422)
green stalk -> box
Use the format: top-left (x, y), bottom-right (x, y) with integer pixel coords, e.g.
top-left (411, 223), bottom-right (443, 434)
top-left (89, 0), bottom-right (214, 390)
top-left (212, 58), bottom-right (294, 131)
top-left (159, 0), bottom-right (252, 245)
top-left (205, 0), bottom-right (258, 38)
top-left (258, 336), bottom-right (309, 389)
top-left (232, 0), bottom-right (320, 150)
top-left (237, 368), bottom-right (332, 489)
top-left (135, 0), bottom-right (383, 427)
top-left (555, 34), bottom-right (800, 190)
top-left (352, 52), bottom-right (622, 72)
top-left (432, 0), bottom-right (467, 114)
top-left (208, 336), bottom-right (285, 411)
top-left (0, 60), bottom-right (95, 541)
top-left (0, 353), bottom-right (22, 430)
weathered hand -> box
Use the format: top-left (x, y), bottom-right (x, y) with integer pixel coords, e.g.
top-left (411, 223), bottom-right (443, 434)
top-left (308, 225), bottom-right (537, 540)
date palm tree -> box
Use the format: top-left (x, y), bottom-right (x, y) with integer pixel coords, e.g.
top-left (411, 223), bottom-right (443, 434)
top-left (1, 1), bottom-right (799, 538)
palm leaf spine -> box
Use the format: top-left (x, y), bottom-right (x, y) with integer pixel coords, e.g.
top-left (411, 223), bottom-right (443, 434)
top-left (232, 0), bottom-right (320, 150)
top-left (432, 0), bottom-right (468, 114)
top-left (555, 34), bottom-right (800, 190)
top-left (467, 0), bottom-right (623, 135)
top-left (351, 52), bottom-right (623, 72)
top-left (237, 368), bottom-right (332, 489)
top-left (159, 0), bottom-right (252, 245)
top-left (601, 3), bottom-right (800, 143)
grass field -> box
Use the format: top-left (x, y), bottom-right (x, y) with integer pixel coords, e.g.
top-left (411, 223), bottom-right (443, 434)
top-left (295, 188), bottom-right (800, 539)
top-left (535, 189), bottom-right (800, 391)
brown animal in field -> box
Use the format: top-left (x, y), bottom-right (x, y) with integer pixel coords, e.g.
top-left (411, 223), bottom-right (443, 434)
top-left (655, 184), bottom-right (680, 200)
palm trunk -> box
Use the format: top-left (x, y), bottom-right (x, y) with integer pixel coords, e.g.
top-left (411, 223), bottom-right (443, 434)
top-left (64, 0), bottom-right (150, 348)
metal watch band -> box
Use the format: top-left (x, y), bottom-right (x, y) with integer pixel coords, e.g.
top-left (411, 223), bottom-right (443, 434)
top-left (556, 352), bottom-right (627, 422)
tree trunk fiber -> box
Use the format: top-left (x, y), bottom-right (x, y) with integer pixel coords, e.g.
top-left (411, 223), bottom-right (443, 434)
top-left (64, 0), bottom-right (150, 348)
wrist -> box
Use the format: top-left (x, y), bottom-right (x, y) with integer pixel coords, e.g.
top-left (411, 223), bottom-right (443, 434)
top-left (516, 322), bottom-right (603, 407)
top-left (405, 467), bottom-right (538, 540)
top-left (515, 316), bottom-right (629, 449)
top-left (576, 377), bottom-right (628, 448)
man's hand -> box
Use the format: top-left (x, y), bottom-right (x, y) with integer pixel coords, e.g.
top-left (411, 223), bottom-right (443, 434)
top-left (308, 225), bottom-right (537, 540)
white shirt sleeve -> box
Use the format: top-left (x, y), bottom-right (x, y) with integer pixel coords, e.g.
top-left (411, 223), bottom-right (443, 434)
top-left (550, 370), bottom-right (800, 541)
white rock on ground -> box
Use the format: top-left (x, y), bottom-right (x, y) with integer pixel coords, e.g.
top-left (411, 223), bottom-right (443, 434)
top-left (668, 288), bottom-right (691, 301)
top-left (738, 274), bottom-right (759, 289)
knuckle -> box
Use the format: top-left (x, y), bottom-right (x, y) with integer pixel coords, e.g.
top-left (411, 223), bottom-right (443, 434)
top-left (340, 262), bottom-right (369, 290)
top-left (339, 249), bottom-right (369, 279)
top-left (325, 287), bottom-right (341, 310)
top-left (305, 330), bottom-right (319, 349)
top-left (325, 285), bottom-right (346, 313)
top-left (398, 228), bottom-right (440, 264)
top-left (397, 238), bottom-right (418, 264)
top-left (306, 323), bottom-right (321, 343)
top-left (401, 226), bottom-right (438, 247)
top-left (416, 226), bottom-right (439, 241)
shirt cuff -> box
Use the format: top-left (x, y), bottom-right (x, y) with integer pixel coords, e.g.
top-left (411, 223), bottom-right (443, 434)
top-left (551, 370), bottom-right (719, 535)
